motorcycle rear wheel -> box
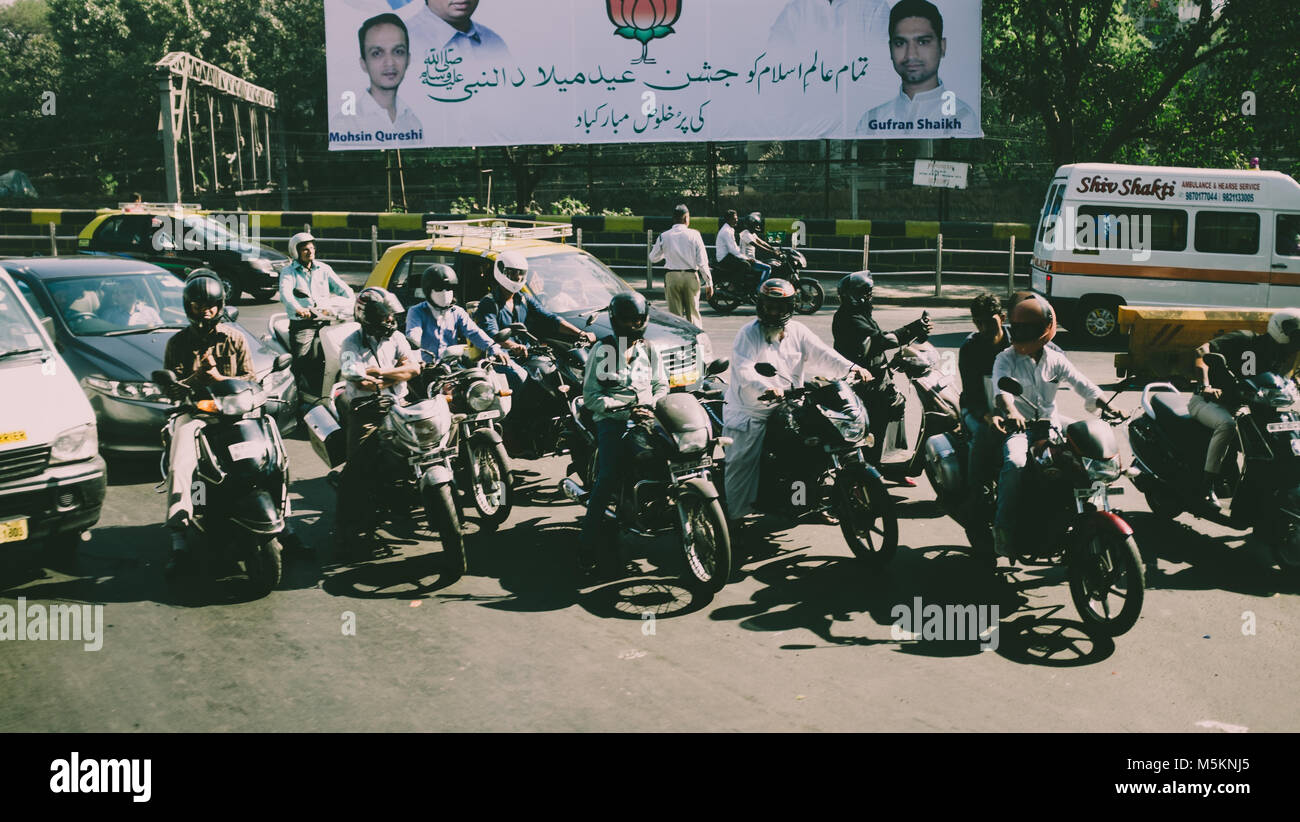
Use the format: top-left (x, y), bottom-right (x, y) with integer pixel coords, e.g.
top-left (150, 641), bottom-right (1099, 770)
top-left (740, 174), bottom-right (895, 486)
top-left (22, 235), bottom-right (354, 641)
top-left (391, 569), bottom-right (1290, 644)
top-left (1068, 531), bottom-right (1144, 636)
top-left (466, 439), bottom-right (513, 531)
top-left (245, 537), bottom-right (283, 598)
top-left (794, 279), bottom-right (824, 315)
top-left (677, 489), bottom-right (732, 593)
top-left (834, 468), bottom-right (898, 565)
top-left (707, 289), bottom-right (743, 315)
top-left (424, 483), bottom-right (466, 581)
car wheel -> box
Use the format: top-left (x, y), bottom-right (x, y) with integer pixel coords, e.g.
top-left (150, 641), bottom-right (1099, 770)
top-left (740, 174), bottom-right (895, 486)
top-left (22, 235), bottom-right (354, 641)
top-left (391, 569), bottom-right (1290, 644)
top-left (1081, 299), bottom-right (1121, 342)
top-left (219, 273), bottom-right (241, 303)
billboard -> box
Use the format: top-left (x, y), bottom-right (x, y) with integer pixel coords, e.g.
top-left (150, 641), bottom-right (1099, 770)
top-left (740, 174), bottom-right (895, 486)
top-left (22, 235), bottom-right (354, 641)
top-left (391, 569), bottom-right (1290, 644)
top-left (325, 0), bottom-right (983, 149)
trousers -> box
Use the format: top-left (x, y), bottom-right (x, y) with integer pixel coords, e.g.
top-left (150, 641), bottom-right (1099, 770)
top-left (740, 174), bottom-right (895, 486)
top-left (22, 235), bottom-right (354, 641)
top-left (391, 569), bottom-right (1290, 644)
top-left (165, 413), bottom-right (206, 526)
top-left (582, 418), bottom-right (627, 552)
top-left (664, 270), bottom-right (703, 327)
top-left (721, 416), bottom-right (767, 519)
top-left (1188, 394), bottom-right (1236, 474)
top-left (288, 319), bottom-right (325, 396)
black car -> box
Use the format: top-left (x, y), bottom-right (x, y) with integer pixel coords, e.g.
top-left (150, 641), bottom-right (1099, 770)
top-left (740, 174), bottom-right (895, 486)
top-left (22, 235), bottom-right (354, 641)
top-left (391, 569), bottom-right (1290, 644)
top-left (77, 206), bottom-right (290, 302)
top-left (2, 257), bottom-right (297, 456)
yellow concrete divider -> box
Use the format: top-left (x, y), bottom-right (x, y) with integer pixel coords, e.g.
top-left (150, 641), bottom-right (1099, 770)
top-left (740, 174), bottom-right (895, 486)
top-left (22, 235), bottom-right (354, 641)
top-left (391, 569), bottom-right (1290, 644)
top-left (1116, 305), bottom-right (1285, 381)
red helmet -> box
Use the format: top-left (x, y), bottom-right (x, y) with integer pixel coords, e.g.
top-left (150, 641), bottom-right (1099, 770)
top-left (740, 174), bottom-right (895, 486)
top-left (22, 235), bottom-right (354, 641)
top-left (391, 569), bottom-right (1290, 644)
top-left (1008, 293), bottom-right (1057, 356)
top-left (756, 278), bottom-right (796, 330)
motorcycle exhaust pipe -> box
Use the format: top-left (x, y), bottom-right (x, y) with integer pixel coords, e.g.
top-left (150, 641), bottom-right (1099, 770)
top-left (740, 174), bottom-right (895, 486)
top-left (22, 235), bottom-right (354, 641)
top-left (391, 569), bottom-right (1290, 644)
top-left (560, 478), bottom-right (589, 504)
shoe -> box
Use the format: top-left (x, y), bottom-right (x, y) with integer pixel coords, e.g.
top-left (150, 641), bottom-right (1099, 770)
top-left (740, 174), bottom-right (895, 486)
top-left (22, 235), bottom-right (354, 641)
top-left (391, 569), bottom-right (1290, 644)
top-left (164, 531), bottom-right (192, 579)
top-left (1201, 473), bottom-right (1222, 511)
top-left (992, 526), bottom-right (1014, 559)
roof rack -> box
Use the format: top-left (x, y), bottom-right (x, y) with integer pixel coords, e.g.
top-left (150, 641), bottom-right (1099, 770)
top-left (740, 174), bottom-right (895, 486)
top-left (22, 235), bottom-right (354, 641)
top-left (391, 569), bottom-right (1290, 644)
top-left (425, 218), bottom-right (572, 249)
top-left (119, 202), bottom-right (202, 214)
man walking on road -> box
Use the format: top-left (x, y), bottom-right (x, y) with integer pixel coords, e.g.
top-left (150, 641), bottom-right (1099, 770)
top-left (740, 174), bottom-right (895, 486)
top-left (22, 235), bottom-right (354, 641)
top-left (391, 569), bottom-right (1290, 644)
top-left (649, 205), bottom-right (713, 328)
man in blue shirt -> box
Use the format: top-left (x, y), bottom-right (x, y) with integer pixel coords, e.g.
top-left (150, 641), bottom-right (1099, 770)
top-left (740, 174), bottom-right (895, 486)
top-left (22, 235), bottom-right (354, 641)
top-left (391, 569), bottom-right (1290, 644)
top-left (278, 231), bottom-right (354, 397)
top-left (406, 264), bottom-right (504, 362)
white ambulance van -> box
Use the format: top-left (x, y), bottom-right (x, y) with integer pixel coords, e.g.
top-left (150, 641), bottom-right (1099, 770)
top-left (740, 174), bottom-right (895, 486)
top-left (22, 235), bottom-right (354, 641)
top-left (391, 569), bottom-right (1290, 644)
top-left (0, 264), bottom-right (106, 562)
top-left (1030, 163), bottom-right (1300, 341)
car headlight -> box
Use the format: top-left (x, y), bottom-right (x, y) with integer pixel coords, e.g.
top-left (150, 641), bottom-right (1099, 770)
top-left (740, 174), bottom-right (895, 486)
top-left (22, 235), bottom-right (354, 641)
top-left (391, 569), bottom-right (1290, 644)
top-left (822, 406), bottom-right (866, 443)
top-left (467, 380), bottom-right (496, 412)
top-left (1082, 456), bottom-right (1123, 483)
top-left (83, 375), bottom-right (166, 402)
top-left (250, 258), bottom-right (275, 273)
top-left (50, 422), bottom-right (98, 464)
top-left (271, 258), bottom-right (290, 272)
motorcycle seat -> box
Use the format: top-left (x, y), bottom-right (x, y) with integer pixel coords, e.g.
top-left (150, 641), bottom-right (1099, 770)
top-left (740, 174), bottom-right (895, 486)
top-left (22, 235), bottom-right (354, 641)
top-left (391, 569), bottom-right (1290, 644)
top-left (1151, 392), bottom-right (1192, 422)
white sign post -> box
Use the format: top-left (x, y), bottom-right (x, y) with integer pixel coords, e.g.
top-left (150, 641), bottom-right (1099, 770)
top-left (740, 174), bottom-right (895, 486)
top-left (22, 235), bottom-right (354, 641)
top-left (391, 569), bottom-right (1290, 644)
top-left (913, 160), bottom-right (970, 190)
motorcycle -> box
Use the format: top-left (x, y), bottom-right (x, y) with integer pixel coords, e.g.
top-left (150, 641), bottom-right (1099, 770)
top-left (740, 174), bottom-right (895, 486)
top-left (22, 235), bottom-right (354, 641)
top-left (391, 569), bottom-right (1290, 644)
top-left (304, 380), bottom-right (469, 576)
top-left (706, 248), bottom-right (824, 316)
top-left (560, 391), bottom-right (731, 591)
top-left (745, 362), bottom-right (899, 563)
top-left (152, 354), bottom-right (295, 597)
top-left (923, 376), bottom-right (1144, 635)
top-left (1127, 352), bottom-right (1300, 576)
top-left (490, 322), bottom-right (592, 463)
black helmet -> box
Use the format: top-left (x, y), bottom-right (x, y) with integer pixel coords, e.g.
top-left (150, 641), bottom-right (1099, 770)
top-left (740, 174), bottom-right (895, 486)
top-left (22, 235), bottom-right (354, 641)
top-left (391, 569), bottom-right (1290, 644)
top-left (756, 278), bottom-right (796, 330)
top-left (421, 264), bottom-right (458, 303)
top-left (355, 286), bottom-right (400, 340)
top-left (838, 271), bottom-right (874, 309)
top-left (608, 291), bottom-right (649, 341)
top-left (743, 212), bottom-right (763, 232)
top-left (183, 269), bottom-right (225, 332)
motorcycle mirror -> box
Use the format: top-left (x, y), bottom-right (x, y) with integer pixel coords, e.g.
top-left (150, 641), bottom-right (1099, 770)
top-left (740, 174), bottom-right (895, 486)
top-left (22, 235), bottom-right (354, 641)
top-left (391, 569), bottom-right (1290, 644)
top-left (754, 362), bottom-right (777, 378)
top-left (493, 328), bottom-right (513, 343)
top-left (223, 306), bottom-right (239, 323)
top-left (152, 369), bottom-right (178, 386)
top-left (706, 358), bottom-right (729, 376)
top-left (272, 353), bottom-right (293, 373)
top-left (509, 322), bottom-right (528, 332)
top-left (1202, 352), bottom-right (1227, 369)
top-left (997, 377), bottom-right (1023, 396)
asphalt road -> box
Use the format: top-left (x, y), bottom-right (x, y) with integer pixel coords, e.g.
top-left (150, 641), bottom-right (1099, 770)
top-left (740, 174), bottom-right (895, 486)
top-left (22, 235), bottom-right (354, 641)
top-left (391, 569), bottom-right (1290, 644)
top-left (2, 301), bottom-right (1297, 732)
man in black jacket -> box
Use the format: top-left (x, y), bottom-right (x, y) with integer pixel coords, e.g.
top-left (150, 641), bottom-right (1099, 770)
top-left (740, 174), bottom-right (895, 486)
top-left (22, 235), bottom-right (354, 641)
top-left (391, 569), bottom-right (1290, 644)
top-left (958, 293), bottom-right (1010, 488)
top-left (832, 271), bottom-right (932, 377)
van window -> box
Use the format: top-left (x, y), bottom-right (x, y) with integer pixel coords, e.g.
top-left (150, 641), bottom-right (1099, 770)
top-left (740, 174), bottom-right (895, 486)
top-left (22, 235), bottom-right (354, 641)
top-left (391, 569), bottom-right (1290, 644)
top-left (1076, 206), bottom-right (1188, 253)
top-left (1195, 211), bottom-right (1260, 255)
top-left (1037, 183), bottom-right (1066, 243)
top-left (1277, 214), bottom-right (1300, 257)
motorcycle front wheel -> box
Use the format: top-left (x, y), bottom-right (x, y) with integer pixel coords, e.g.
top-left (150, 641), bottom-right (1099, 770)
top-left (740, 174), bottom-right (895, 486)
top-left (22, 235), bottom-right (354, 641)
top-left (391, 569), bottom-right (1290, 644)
top-left (794, 278), bottom-right (824, 315)
top-left (834, 467), bottom-right (898, 565)
top-left (706, 288), bottom-right (743, 315)
top-left (1068, 530), bottom-right (1144, 636)
top-left (424, 483), bottom-right (466, 581)
top-left (466, 438), bottom-right (513, 531)
top-left (677, 488), bottom-right (732, 592)
top-left (245, 537), bottom-right (283, 598)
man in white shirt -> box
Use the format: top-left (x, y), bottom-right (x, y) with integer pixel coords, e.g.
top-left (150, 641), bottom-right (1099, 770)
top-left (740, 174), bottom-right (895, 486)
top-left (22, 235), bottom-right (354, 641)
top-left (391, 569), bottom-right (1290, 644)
top-left (714, 209), bottom-right (750, 288)
top-left (989, 294), bottom-right (1119, 558)
top-left (855, 0), bottom-right (978, 137)
top-left (330, 14), bottom-right (424, 140)
top-left (406, 0), bottom-right (512, 79)
top-left (723, 279), bottom-right (871, 529)
top-left (649, 205), bottom-right (713, 328)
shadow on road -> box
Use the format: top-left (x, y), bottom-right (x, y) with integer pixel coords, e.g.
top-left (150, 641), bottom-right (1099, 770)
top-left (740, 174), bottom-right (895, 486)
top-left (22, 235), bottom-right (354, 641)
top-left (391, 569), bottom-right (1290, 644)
top-left (1126, 510), bottom-right (1300, 597)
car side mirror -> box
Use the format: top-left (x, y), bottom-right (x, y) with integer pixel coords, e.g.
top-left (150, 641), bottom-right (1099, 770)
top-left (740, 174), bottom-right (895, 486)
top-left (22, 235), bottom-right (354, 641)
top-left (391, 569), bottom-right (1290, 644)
top-left (997, 377), bottom-right (1023, 396)
top-left (224, 306), bottom-right (239, 323)
top-left (706, 358), bottom-right (729, 376)
top-left (754, 362), bottom-right (777, 378)
top-left (272, 353), bottom-right (293, 373)
top-left (152, 369), bottom-right (178, 386)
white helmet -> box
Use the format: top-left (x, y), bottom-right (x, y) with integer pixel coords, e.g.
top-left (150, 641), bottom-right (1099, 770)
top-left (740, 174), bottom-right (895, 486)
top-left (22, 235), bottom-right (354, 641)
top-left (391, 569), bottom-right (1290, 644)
top-left (288, 231), bottom-right (316, 258)
top-left (1267, 308), bottom-right (1300, 345)
top-left (494, 251), bottom-right (529, 294)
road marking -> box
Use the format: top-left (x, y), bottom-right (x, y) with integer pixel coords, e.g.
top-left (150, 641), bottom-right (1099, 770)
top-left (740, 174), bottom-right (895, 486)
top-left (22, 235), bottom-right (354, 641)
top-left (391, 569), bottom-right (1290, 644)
top-left (1195, 719), bottom-right (1248, 733)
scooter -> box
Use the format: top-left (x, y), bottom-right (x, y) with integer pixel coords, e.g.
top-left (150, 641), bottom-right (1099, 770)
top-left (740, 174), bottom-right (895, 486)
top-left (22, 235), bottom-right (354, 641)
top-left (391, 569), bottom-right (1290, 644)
top-left (152, 354), bottom-right (294, 597)
top-left (923, 376), bottom-right (1145, 635)
top-left (560, 393), bottom-right (732, 592)
top-left (706, 248), bottom-right (824, 316)
top-left (1127, 352), bottom-right (1300, 576)
top-left (861, 337), bottom-right (963, 480)
top-left (744, 362), bottom-right (899, 564)
top-left (267, 295), bottom-right (355, 406)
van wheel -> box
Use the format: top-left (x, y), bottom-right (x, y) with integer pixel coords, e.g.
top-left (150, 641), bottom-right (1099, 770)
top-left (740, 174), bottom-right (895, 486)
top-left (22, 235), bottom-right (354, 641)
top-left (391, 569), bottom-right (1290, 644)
top-left (1081, 300), bottom-right (1121, 341)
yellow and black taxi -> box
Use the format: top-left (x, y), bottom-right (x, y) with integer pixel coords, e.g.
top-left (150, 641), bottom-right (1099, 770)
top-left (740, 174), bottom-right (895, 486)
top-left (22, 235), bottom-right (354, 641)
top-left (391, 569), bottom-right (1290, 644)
top-left (77, 202), bottom-right (290, 302)
top-left (363, 219), bottom-right (717, 389)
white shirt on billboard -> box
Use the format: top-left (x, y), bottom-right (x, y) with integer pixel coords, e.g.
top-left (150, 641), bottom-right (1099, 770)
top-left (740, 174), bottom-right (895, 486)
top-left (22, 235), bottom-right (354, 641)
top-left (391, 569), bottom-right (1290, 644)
top-left (329, 88), bottom-right (423, 138)
top-left (766, 0), bottom-right (892, 59)
top-left (406, 5), bottom-right (512, 70)
top-left (856, 79), bottom-right (977, 136)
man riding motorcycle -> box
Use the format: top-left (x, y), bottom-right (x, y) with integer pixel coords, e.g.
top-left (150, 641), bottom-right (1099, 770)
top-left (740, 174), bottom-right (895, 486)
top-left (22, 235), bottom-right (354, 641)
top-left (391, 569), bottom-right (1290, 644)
top-left (832, 271), bottom-right (933, 379)
top-left (278, 231), bottom-right (355, 395)
top-left (161, 269), bottom-right (256, 575)
top-left (958, 292), bottom-right (1010, 487)
top-left (406, 264), bottom-right (506, 364)
top-left (989, 293), bottom-right (1120, 559)
top-left (738, 212), bottom-right (778, 282)
top-left (580, 291), bottom-right (668, 573)
top-left (333, 287), bottom-right (421, 552)
top-left (1188, 307), bottom-right (1300, 508)
top-left (722, 278), bottom-right (871, 535)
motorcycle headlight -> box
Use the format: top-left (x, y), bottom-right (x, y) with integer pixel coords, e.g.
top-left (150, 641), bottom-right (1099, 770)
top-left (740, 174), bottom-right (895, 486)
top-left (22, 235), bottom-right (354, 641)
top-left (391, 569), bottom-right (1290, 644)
top-left (1082, 456), bottom-right (1123, 483)
top-left (821, 406), bottom-right (866, 443)
top-left (215, 389), bottom-right (260, 416)
top-left (672, 429), bottom-right (709, 455)
top-left (83, 375), bottom-right (166, 402)
top-left (50, 422), bottom-right (98, 464)
top-left (1260, 385), bottom-right (1299, 408)
top-left (794, 251), bottom-right (807, 267)
top-left (467, 380), bottom-right (496, 412)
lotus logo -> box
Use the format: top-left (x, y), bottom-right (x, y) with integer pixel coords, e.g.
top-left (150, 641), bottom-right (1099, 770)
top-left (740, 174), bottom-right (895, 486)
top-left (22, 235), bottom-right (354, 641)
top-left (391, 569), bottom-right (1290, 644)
top-left (607, 0), bottom-right (681, 65)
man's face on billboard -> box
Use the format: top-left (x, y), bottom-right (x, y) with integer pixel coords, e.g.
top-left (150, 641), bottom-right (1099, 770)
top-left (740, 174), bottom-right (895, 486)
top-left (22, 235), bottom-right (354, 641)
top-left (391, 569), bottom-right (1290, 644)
top-left (889, 16), bottom-right (945, 90)
top-left (428, 0), bottom-right (479, 30)
top-left (361, 23), bottom-right (409, 92)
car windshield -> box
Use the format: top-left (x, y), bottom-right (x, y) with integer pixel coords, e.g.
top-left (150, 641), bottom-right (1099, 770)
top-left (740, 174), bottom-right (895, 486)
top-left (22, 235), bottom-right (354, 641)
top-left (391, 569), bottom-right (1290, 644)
top-left (0, 277), bottom-right (47, 357)
top-left (524, 252), bottom-right (632, 313)
top-left (46, 273), bottom-right (189, 337)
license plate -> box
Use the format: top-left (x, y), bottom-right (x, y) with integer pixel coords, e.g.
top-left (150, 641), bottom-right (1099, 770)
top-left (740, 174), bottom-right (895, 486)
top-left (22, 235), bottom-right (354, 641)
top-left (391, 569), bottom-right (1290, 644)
top-left (1031, 270), bottom-right (1047, 292)
top-left (469, 409), bottom-right (500, 421)
top-left (0, 517), bottom-right (29, 544)
top-left (0, 431), bottom-right (27, 445)
top-left (669, 370), bottom-right (700, 388)
top-left (227, 440), bottom-right (263, 462)
top-left (1266, 420), bottom-right (1300, 433)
